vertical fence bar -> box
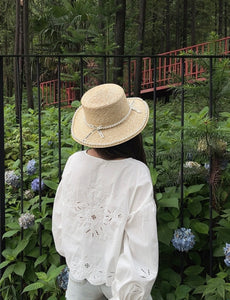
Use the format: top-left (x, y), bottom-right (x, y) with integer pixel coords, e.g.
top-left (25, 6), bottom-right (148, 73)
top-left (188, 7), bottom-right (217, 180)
top-left (209, 57), bottom-right (213, 277)
top-left (180, 57), bottom-right (185, 282)
top-left (36, 56), bottom-right (42, 299)
top-left (16, 55), bottom-right (24, 300)
top-left (180, 57), bottom-right (185, 227)
top-left (103, 56), bottom-right (107, 83)
top-left (127, 57), bottom-right (131, 96)
top-left (57, 57), bottom-right (65, 266)
top-left (153, 57), bottom-right (157, 169)
top-left (80, 57), bottom-right (84, 97)
top-left (80, 57), bottom-right (84, 151)
top-left (57, 57), bottom-right (62, 182)
top-left (0, 57), bottom-right (5, 300)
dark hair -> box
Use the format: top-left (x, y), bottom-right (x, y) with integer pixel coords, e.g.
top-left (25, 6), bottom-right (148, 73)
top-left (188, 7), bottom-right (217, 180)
top-left (94, 133), bottom-right (147, 165)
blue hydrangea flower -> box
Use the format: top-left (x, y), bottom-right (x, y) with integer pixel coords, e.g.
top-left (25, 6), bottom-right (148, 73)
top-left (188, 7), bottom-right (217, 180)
top-left (27, 159), bottom-right (36, 175)
top-left (57, 266), bottom-right (69, 290)
top-left (18, 212), bottom-right (35, 229)
top-left (172, 227), bottom-right (195, 252)
top-left (223, 243), bottom-right (230, 267)
top-left (5, 170), bottom-right (20, 188)
top-left (31, 178), bottom-right (44, 192)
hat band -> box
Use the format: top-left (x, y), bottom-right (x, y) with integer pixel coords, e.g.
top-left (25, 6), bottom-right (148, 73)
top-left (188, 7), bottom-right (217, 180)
top-left (83, 101), bottom-right (141, 141)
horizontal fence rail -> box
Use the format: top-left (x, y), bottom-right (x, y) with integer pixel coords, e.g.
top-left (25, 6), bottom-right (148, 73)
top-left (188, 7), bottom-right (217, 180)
top-left (0, 52), bottom-right (230, 299)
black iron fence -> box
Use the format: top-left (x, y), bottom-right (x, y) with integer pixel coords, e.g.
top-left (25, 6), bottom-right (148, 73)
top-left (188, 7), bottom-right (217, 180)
top-left (0, 54), bottom-right (230, 299)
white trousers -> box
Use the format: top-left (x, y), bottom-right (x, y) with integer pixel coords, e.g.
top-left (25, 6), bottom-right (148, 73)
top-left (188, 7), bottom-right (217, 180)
top-left (65, 277), bottom-right (153, 300)
top-left (65, 277), bottom-right (112, 300)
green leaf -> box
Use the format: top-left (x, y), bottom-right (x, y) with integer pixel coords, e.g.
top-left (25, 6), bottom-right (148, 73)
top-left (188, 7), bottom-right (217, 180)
top-left (36, 272), bottom-right (48, 281)
top-left (160, 268), bottom-right (181, 288)
top-left (0, 260), bottom-right (11, 269)
top-left (175, 285), bottom-right (192, 299)
top-left (217, 284), bottom-right (225, 299)
top-left (158, 197), bottom-right (179, 209)
top-left (187, 201), bottom-right (202, 217)
top-left (157, 224), bottom-right (173, 245)
top-left (3, 230), bottom-right (20, 238)
top-left (47, 296), bottom-right (58, 300)
top-left (166, 293), bottom-right (175, 300)
top-left (184, 265), bottom-right (204, 276)
top-left (149, 167), bottom-right (158, 185)
top-left (47, 265), bottom-right (65, 281)
top-left (71, 100), bottom-right (81, 108)
top-left (192, 220), bottom-right (209, 234)
top-left (14, 262), bottom-right (26, 277)
top-left (34, 254), bottom-right (47, 268)
top-left (185, 184), bottom-right (204, 196)
top-left (0, 264), bottom-right (15, 285)
top-left (6, 222), bottom-right (20, 230)
top-left (12, 238), bottom-right (30, 258)
top-left (43, 179), bottom-right (58, 190)
top-left (22, 282), bottom-right (44, 293)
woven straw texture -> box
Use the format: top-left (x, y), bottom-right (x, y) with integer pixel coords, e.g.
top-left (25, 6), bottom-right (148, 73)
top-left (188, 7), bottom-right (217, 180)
top-left (71, 83), bottom-right (149, 148)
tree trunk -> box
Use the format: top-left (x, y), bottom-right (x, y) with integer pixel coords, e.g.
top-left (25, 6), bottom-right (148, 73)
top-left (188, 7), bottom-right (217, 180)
top-left (14, 0), bottom-right (21, 120)
top-left (23, 0), bottom-right (34, 109)
top-left (224, 0), bottom-right (227, 36)
top-left (218, 0), bottom-right (223, 36)
top-left (113, 0), bottom-right (126, 85)
top-left (165, 0), bottom-right (171, 52)
top-left (191, 0), bottom-right (196, 45)
top-left (175, 0), bottom-right (181, 49)
top-left (134, 0), bottom-right (146, 97)
top-left (182, 0), bottom-right (188, 47)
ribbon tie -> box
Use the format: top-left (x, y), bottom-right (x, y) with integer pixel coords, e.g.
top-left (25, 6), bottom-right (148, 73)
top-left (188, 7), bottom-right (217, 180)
top-left (83, 100), bottom-right (141, 141)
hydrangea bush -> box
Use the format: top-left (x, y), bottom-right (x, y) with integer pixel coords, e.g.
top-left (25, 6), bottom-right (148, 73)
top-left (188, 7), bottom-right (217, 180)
top-left (1, 102), bottom-right (81, 299)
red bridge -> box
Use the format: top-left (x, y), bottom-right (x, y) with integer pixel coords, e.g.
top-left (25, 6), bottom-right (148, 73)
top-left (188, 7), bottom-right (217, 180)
top-left (40, 37), bottom-right (230, 106)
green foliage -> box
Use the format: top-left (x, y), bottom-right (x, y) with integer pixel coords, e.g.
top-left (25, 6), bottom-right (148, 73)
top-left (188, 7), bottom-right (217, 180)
top-left (1, 103), bottom-right (81, 299)
top-left (2, 60), bottom-right (230, 298)
top-left (144, 62), bottom-right (230, 298)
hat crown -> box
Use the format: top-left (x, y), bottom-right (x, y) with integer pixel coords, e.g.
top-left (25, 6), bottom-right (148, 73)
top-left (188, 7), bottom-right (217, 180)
top-left (81, 84), bottom-right (129, 127)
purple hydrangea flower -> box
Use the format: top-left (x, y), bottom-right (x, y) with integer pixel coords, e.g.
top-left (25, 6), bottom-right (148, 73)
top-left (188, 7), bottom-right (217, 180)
top-left (18, 212), bottom-right (35, 229)
top-left (5, 170), bottom-right (20, 188)
top-left (172, 227), bottom-right (195, 252)
top-left (31, 178), bottom-right (44, 192)
top-left (57, 266), bottom-right (69, 290)
top-left (224, 243), bottom-right (230, 267)
top-left (27, 159), bottom-right (36, 175)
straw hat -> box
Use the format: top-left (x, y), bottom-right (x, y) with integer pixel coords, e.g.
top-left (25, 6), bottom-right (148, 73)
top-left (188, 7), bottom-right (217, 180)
top-left (71, 83), bottom-right (149, 148)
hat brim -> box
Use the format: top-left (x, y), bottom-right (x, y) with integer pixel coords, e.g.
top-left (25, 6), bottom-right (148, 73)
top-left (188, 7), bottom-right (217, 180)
top-left (71, 97), bottom-right (149, 148)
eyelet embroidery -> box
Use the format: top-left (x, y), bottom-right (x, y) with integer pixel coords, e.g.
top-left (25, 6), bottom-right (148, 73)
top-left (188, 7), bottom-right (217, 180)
top-left (138, 266), bottom-right (154, 280)
top-left (71, 187), bottom-right (125, 239)
top-left (70, 257), bottom-right (115, 285)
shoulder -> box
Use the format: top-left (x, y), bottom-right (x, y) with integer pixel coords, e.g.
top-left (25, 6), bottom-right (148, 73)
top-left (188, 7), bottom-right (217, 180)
top-left (126, 158), bottom-right (151, 180)
top-left (62, 151), bottom-right (85, 173)
top-left (66, 151), bottom-right (85, 163)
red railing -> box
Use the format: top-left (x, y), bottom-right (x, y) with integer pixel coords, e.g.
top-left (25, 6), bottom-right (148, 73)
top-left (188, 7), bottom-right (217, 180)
top-left (133, 36), bottom-right (230, 93)
top-left (40, 37), bottom-right (230, 105)
top-left (40, 80), bottom-right (77, 106)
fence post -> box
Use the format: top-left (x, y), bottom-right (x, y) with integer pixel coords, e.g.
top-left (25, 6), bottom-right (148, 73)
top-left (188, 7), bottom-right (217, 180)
top-left (0, 56), bottom-right (5, 288)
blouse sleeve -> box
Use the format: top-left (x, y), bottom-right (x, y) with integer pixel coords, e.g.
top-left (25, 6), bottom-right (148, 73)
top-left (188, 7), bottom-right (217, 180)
top-left (52, 180), bottom-right (65, 257)
top-left (111, 172), bottom-right (158, 300)
top-left (52, 156), bottom-right (72, 257)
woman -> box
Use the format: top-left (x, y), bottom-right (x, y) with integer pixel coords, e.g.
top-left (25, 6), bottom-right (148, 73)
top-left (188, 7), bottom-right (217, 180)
top-left (52, 83), bottom-right (158, 300)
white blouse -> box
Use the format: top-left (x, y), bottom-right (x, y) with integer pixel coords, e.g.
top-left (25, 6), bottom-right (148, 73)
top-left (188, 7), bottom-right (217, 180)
top-left (52, 150), bottom-right (158, 299)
